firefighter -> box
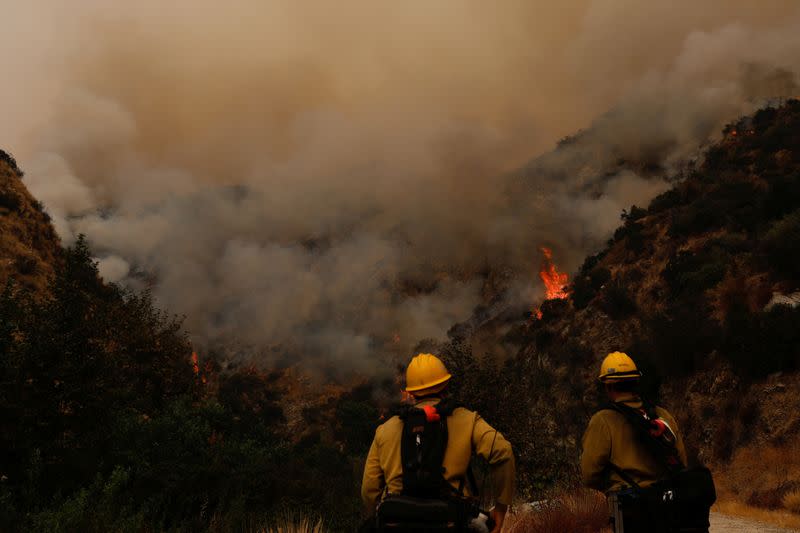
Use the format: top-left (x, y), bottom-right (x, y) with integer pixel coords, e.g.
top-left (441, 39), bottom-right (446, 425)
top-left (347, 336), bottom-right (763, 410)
top-left (581, 351), bottom-right (690, 532)
top-left (361, 353), bottom-right (515, 533)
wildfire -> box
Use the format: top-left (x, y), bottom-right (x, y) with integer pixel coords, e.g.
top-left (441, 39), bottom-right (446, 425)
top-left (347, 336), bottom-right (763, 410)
top-left (191, 351), bottom-right (200, 375)
top-left (534, 246), bottom-right (570, 319)
top-left (539, 247), bottom-right (569, 299)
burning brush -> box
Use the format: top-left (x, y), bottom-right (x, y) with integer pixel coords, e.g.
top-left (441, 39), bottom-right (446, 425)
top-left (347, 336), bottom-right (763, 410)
top-left (534, 246), bottom-right (570, 319)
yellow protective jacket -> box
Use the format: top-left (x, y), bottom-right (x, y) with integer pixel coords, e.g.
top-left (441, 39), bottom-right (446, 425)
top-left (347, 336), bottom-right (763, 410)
top-left (361, 398), bottom-right (515, 510)
top-left (581, 394), bottom-right (688, 494)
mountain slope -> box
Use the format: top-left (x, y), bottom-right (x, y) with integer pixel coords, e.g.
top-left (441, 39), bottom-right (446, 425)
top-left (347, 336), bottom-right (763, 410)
top-left (440, 100), bottom-right (800, 506)
top-left (0, 150), bottom-right (61, 293)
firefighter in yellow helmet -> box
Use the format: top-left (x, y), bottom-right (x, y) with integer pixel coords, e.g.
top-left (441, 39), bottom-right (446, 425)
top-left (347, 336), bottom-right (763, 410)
top-left (361, 353), bottom-right (515, 533)
top-left (581, 352), bottom-right (690, 532)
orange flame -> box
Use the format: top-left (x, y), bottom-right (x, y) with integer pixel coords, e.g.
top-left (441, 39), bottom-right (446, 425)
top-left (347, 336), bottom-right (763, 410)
top-left (539, 247), bottom-right (569, 299)
top-left (533, 246), bottom-right (569, 319)
top-left (191, 351), bottom-right (200, 376)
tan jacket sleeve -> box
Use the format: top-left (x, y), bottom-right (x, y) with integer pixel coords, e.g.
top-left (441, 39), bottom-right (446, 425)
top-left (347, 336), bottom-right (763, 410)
top-left (581, 413), bottom-right (611, 490)
top-left (471, 413), bottom-right (516, 505)
top-left (361, 430), bottom-right (385, 510)
top-left (665, 413), bottom-right (688, 466)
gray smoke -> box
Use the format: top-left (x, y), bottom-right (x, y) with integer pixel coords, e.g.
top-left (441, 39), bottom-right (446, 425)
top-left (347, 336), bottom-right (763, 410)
top-left (4, 1), bottom-right (800, 375)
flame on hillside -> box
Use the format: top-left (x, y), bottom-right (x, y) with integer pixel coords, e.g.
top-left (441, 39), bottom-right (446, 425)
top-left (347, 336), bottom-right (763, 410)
top-left (190, 351), bottom-right (209, 384)
top-left (534, 246), bottom-right (570, 319)
top-left (191, 351), bottom-right (200, 375)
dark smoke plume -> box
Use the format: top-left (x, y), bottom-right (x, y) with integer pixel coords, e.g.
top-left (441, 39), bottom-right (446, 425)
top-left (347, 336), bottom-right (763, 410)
top-left (5, 1), bottom-right (800, 375)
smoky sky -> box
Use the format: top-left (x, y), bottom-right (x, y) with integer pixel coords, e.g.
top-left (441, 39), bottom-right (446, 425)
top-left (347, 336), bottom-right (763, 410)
top-left (4, 1), bottom-right (800, 376)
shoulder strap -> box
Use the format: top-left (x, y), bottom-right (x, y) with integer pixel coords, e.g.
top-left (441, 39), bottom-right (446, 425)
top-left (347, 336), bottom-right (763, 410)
top-left (603, 401), bottom-right (684, 473)
top-left (434, 398), bottom-right (462, 416)
top-left (607, 462), bottom-right (642, 490)
top-left (397, 398), bottom-right (461, 419)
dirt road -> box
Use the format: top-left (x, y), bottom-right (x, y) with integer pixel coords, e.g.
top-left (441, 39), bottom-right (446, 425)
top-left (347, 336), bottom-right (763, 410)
top-left (711, 513), bottom-right (799, 532)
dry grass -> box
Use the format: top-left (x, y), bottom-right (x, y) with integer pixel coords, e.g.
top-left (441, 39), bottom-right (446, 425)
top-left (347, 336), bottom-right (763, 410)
top-left (263, 517), bottom-right (325, 533)
top-left (783, 490), bottom-right (800, 515)
top-left (208, 514), bottom-right (326, 533)
top-left (505, 489), bottom-right (611, 533)
top-left (714, 440), bottom-right (800, 502)
top-left (711, 439), bottom-right (800, 529)
top-left (714, 499), bottom-right (800, 530)
top-left (0, 158), bottom-right (61, 293)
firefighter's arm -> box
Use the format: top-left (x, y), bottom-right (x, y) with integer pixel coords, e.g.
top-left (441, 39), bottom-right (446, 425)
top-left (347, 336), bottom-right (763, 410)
top-left (581, 414), bottom-right (611, 491)
top-left (669, 415), bottom-right (689, 467)
top-left (361, 432), bottom-right (385, 510)
top-left (472, 414), bottom-right (516, 506)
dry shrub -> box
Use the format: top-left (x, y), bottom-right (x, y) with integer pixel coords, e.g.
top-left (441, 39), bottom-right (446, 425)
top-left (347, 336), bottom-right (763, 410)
top-left (221, 514), bottom-right (325, 533)
top-left (506, 489), bottom-right (611, 533)
top-left (264, 517), bottom-right (325, 533)
top-left (783, 490), bottom-right (800, 514)
top-left (715, 440), bottom-right (800, 501)
top-left (747, 480), bottom-right (800, 511)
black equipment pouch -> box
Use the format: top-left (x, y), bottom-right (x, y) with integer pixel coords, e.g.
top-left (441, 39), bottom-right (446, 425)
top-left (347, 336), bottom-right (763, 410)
top-left (609, 465), bottom-right (715, 533)
top-left (376, 495), bottom-right (470, 532)
top-left (604, 401), bottom-right (716, 533)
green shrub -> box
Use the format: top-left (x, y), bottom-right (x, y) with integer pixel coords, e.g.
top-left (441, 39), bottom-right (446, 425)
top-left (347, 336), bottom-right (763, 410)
top-left (663, 249), bottom-right (729, 296)
top-left (0, 149), bottom-right (24, 176)
top-left (724, 303), bottom-right (800, 378)
top-left (571, 267), bottom-right (610, 309)
top-left (0, 236), bottom-right (367, 532)
top-left (613, 219), bottom-right (645, 254)
top-left (763, 172), bottom-right (800, 220)
top-left (0, 188), bottom-right (21, 211)
top-left (597, 279), bottom-right (637, 319)
top-left (763, 209), bottom-right (800, 279)
top-left (648, 188), bottom-right (683, 214)
top-left (335, 398), bottom-right (379, 455)
top-left (577, 251), bottom-right (607, 277)
top-left (635, 304), bottom-right (722, 378)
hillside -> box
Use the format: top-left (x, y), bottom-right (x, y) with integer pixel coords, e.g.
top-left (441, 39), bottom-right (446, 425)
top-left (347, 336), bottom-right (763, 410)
top-left (0, 156), bottom-right (364, 531)
top-left (439, 100), bottom-right (800, 511)
top-left (0, 151), bottom-right (61, 293)
top-left (2, 102), bottom-right (800, 531)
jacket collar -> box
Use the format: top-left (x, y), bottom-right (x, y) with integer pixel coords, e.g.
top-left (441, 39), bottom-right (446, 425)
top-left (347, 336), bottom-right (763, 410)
top-left (414, 396), bottom-right (442, 407)
top-left (614, 393), bottom-right (643, 409)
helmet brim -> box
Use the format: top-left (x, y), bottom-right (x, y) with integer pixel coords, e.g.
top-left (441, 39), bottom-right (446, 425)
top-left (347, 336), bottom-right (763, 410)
top-left (599, 371), bottom-right (642, 382)
top-left (405, 373), bottom-right (452, 393)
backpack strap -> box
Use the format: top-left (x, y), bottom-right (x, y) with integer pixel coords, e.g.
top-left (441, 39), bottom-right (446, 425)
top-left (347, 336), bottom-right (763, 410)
top-left (602, 401), bottom-right (684, 473)
top-left (607, 462), bottom-right (642, 490)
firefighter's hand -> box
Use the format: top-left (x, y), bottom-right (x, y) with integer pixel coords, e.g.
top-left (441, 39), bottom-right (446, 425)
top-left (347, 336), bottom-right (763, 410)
top-left (490, 504), bottom-right (507, 533)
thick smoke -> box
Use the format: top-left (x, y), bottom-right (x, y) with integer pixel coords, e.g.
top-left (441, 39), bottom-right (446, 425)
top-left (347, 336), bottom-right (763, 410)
top-left (5, 1), bottom-right (800, 375)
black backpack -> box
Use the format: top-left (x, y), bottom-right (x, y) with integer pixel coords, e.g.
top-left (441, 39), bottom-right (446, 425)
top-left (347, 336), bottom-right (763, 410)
top-left (376, 400), bottom-right (481, 532)
top-left (603, 402), bottom-right (716, 533)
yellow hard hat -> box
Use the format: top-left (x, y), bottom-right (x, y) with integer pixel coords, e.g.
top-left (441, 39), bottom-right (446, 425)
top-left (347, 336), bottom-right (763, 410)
top-left (405, 353), bottom-right (452, 394)
top-left (599, 351), bottom-right (642, 382)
